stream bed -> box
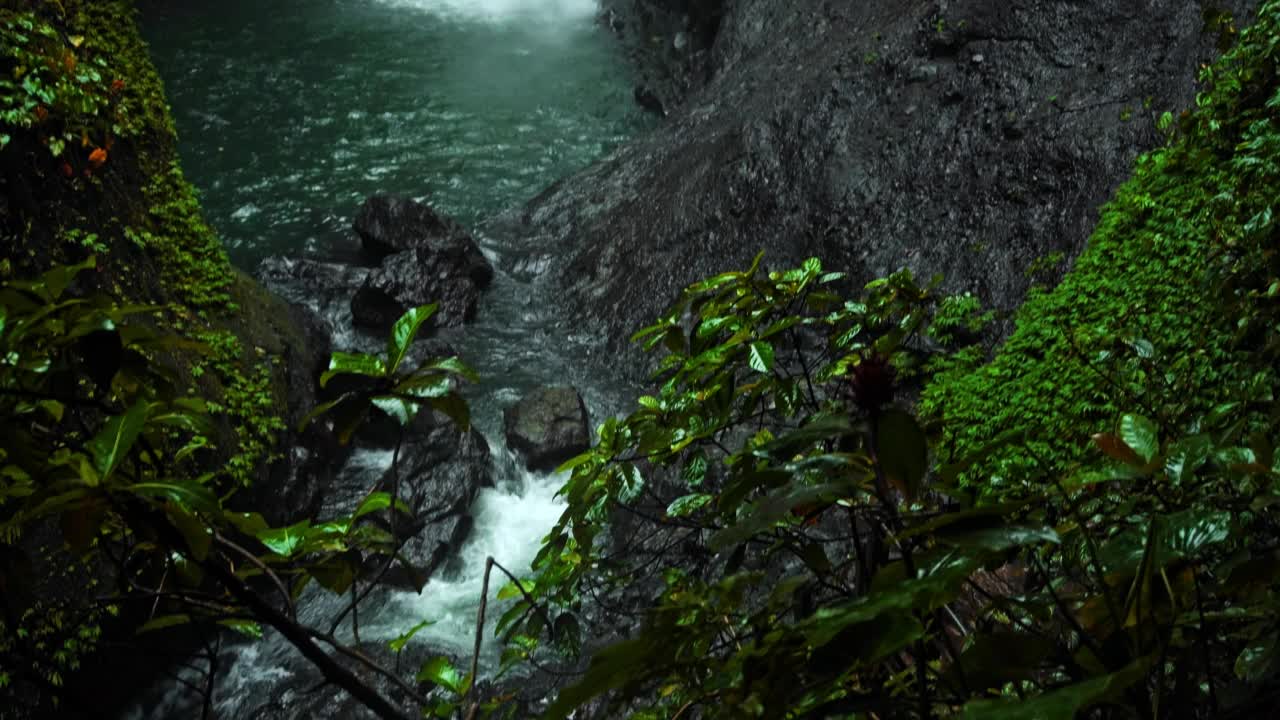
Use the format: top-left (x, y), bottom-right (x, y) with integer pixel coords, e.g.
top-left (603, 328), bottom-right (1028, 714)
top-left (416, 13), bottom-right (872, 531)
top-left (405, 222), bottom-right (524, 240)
top-left (129, 0), bottom-right (647, 715)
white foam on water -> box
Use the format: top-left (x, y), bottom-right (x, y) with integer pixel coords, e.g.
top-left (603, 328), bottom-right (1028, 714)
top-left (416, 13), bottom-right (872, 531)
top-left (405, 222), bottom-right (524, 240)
top-left (367, 455), bottom-right (567, 658)
top-left (374, 0), bottom-right (598, 24)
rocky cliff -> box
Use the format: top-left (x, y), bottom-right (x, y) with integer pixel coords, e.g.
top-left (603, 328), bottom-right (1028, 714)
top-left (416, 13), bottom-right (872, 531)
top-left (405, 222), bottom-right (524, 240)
top-left (495, 0), bottom-right (1253, 376)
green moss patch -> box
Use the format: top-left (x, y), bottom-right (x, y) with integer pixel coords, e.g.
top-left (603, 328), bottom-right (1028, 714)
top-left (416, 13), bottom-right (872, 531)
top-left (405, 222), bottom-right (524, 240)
top-left (921, 2), bottom-right (1280, 490)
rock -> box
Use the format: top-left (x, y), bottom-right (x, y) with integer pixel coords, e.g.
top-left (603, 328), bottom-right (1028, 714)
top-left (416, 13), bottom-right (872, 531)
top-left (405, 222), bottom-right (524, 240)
top-left (326, 409), bottom-right (493, 592)
top-left (503, 387), bottom-right (591, 472)
top-left (350, 245), bottom-right (489, 331)
top-left (353, 195), bottom-right (493, 283)
top-left (489, 0), bottom-right (1255, 382)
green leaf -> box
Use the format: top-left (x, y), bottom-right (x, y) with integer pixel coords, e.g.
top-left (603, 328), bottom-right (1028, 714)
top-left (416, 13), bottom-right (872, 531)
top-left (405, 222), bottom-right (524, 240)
top-left (87, 400), bottom-right (149, 481)
top-left (137, 614), bottom-right (191, 635)
top-left (321, 352), bottom-right (387, 387)
top-left (429, 393), bottom-right (470, 432)
top-left (256, 520), bottom-right (312, 558)
top-left (617, 464), bottom-right (644, 503)
top-left (128, 481), bottom-right (219, 514)
top-left (1120, 414), bottom-right (1159, 463)
top-left (875, 408), bottom-right (928, 500)
top-left (416, 656), bottom-right (464, 694)
top-left (497, 578), bottom-right (535, 601)
top-left (666, 493), bottom-right (713, 518)
top-left (748, 341), bottom-right (775, 373)
top-left (422, 356), bottom-right (478, 382)
top-left (352, 491), bottom-right (404, 521)
top-left (219, 619), bottom-right (263, 639)
top-left (390, 618), bottom-right (436, 654)
top-left (373, 395), bottom-right (419, 427)
top-left (166, 503), bottom-right (211, 561)
top-left (959, 659), bottom-right (1149, 720)
top-left (387, 304), bottom-right (438, 375)
top-left (1164, 434), bottom-right (1212, 484)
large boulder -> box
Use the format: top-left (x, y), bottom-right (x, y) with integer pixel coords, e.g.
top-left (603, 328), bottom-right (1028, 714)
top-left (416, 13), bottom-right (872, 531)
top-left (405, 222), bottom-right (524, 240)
top-left (354, 194), bottom-right (486, 270)
top-left (350, 245), bottom-right (491, 331)
top-left (503, 386), bottom-right (592, 472)
top-left (493, 0), bottom-right (1256, 381)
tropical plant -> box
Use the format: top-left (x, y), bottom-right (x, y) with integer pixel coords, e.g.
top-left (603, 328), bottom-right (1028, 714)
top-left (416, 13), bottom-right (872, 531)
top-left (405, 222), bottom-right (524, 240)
top-left (495, 251), bottom-right (1280, 720)
top-left (0, 260), bottom-right (476, 719)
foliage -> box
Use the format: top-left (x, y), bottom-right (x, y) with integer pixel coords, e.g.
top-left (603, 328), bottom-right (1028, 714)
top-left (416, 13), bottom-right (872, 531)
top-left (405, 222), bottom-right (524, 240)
top-left (500, 242), bottom-right (1280, 719)
top-left (920, 0), bottom-right (1280, 494)
top-left (0, 259), bottom-right (475, 717)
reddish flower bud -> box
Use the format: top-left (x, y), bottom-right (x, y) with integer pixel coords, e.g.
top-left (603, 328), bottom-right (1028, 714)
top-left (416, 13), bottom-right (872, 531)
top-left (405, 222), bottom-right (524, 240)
top-left (848, 353), bottom-right (896, 411)
top-left (60, 162), bottom-right (74, 178)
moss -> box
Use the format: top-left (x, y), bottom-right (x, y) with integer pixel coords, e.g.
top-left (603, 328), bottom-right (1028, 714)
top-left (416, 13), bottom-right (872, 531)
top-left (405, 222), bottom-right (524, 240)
top-left (921, 1), bottom-right (1280, 492)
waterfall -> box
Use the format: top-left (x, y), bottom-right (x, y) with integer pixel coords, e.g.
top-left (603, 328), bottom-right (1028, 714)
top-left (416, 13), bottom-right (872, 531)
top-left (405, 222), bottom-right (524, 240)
top-left (374, 0), bottom-right (600, 24)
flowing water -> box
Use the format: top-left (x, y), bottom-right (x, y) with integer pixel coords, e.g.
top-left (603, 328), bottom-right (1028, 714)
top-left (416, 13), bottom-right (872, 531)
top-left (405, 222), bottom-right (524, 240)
top-left (128, 0), bottom-right (647, 715)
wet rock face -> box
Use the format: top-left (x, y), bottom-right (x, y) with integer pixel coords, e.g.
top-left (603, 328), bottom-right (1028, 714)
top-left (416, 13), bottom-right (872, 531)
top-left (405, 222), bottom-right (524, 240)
top-left (349, 195), bottom-right (494, 332)
top-left (351, 246), bottom-right (489, 330)
top-left (503, 386), bottom-right (592, 472)
top-left (497, 0), bottom-right (1254, 380)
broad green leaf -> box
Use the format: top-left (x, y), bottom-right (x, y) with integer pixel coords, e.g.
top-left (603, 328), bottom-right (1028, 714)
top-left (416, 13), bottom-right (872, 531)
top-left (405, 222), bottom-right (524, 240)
top-left (949, 633), bottom-right (1056, 691)
top-left (256, 520), bottom-right (312, 558)
top-left (321, 352), bottom-right (387, 387)
top-left (554, 450), bottom-right (596, 474)
top-left (422, 356), bottom-right (478, 382)
top-left (429, 393), bottom-right (470, 432)
top-left (747, 341), bottom-right (775, 373)
top-left (88, 400), bottom-right (149, 481)
top-left (373, 395), bottom-right (418, 427)
top-left (1120, 414), bottom-right (1159, 463)
top-left (42, 257), bottom-right (95, 301)
top-left (311, 555), bottom-right (356, 595)
top-left (392, 373), bottom-right (451, 398)
top-left (618, 464), bottom-right (645, 503)
top-left (1164, 434), bottom-right (1212, 483)
top-left (938, 525), bottom-right (1060, 553)
top-left (416, 656), bottom-right (464, 694)
top-left (166, 503), bottom-right (211, 561)
top-left (387, 304), bottom-right (438, 374)
top-left (876, 408), bottom-right (927, 500)
top-left (219, 619), bottom-right (263, 639)
top-left (1236, 634), bottom-right (1278, 683)
top-left (352, 491), bottom-right (405, 521)
top-left (666, 493), bottom-right (713, 518)
top-left (959, 659), bottom-right (1149, 720)
top-left (136, 614), bottom-right (191, 635)
top-left (390, 618), bottom-right (436, 653)
top-left (1092, 433), bottom-right (1142, 467)
top-left (497, 578), bottom-right (536, 601)
top-left (128, 481), bottom-right (219, 514)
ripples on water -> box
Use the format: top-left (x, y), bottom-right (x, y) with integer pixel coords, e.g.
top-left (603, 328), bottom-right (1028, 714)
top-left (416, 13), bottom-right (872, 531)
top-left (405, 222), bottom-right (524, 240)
top-left (139, 0), bottom-right (644, 264)
top-left (128, 0), bottom-right (646, 716)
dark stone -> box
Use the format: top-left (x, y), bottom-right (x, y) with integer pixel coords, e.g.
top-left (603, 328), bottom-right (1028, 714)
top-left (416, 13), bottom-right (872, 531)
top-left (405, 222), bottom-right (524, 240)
top-left (503, 386), bottom-right (591, 472)
top-left (353, 195), bottom-right (494, 284)
top-left (350, 245), bottom-right (489, 331)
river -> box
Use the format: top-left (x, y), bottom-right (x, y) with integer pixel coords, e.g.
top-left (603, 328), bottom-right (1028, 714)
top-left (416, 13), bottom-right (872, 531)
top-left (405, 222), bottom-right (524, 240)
top-left (128, 0), bottom-right (647, 716)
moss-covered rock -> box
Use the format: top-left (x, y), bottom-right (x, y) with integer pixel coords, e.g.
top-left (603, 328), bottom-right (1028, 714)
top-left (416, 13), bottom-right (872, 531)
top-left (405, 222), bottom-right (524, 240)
top-left (0, 1), bottom-right (328, 713)
top-left (921, 1), bottom-right (1280, 491)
